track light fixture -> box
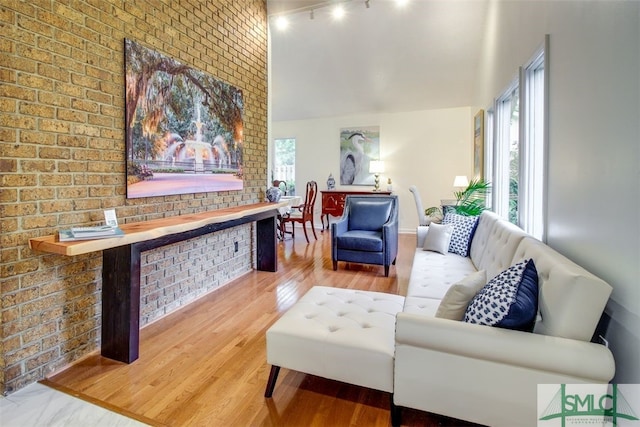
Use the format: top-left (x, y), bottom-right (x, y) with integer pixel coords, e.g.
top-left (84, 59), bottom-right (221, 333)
top-left (275, 15), bottom-right (288, 31)
top-left (270, 0), bottom-right (378, 30)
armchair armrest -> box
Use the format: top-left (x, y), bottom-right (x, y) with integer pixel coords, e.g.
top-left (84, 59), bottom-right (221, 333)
top-left (382, 207), bottom-right (399, 264)
top-left (332, 215), bottom-right (349, 236)
top-left (331, 216), bottom-right (349, 261)
top-left (395, 313), bottom-right (615, 382)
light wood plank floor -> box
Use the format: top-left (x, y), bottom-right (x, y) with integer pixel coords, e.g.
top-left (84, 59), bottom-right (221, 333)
top-left (48, 229), bottom-right (479, 426)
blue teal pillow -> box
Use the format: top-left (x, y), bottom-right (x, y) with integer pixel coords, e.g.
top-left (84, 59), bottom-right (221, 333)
top-left (442, 213), bottom-right (479, 257)
top-left (463, 259), bottom-right (539, 332)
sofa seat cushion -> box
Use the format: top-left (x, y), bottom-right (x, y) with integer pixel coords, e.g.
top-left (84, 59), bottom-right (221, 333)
top-left (336, 230), bottom-right (383, 252)
top-left (402, 296), bottom-right (441, 316)
top-left (266, 286), bottom-right (405, 393)
top-left (406, 249), bottom-right (478, 300)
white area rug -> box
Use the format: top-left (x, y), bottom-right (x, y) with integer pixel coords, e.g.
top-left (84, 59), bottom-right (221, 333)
top-left (0, 382), bottom-right (147, 427)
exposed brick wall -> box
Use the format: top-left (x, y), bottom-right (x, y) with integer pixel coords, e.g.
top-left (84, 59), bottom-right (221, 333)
top-left (0, 0), bottom-right (268, 394)
top-left (139, 224), bottom-right (252, 325)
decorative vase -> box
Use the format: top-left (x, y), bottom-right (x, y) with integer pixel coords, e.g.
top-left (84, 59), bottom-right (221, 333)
top-left (266, 187), bottom-right (282, 202)
top-left (327, 173), bottom-right (335, 190)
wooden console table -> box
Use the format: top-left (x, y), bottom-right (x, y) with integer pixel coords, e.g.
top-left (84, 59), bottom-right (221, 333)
top-left (29, 202), bottom-right (286, 363)
top-left (320, 190), bottom-right (392, 230)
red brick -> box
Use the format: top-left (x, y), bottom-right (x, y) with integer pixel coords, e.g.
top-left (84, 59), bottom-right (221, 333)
top-left (39, 173), bottom-right (72, 186)
top-left (19, 188), bottom-right (56, 201)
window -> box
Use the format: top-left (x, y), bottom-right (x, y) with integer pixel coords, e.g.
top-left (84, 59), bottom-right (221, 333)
top-left (492, 37), bottom-right (547, 240)
top-left (494, 80), bottom-right (520, 224)
top-left (484, 108), bottom-right (494, 211)
top-left (520, 42), bottom-right (547, 241)
top-left (273, 138), bottom-right (296, 194)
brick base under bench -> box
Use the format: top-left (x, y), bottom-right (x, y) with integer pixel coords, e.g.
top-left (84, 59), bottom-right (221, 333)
top-left (29, 202), bottom-right (287, 363)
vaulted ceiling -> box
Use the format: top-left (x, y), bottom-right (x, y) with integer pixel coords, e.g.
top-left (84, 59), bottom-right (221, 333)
top-left (267, 0), bottom-right (489, 121)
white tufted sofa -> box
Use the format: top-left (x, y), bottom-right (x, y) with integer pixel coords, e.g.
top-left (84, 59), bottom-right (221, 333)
top-left (265, 211), bottom-right (615, 427)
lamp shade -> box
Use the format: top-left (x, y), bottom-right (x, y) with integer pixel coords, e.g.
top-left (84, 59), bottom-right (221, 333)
top-left (453, 175), bottom-right (469, 188)
top-left (369, 160), bottom-right (385, 174)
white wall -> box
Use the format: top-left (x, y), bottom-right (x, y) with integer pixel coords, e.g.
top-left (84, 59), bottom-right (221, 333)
top-left (474, 0), bottom-right (640, 382)
top-left (271, 107), bottom-right (474, 233)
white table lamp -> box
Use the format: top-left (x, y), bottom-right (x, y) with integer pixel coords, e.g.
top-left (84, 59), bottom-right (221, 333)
top-left (453, 175), bottom-right (469, 189)
top-left (369, 160), bottom-right (385, 191)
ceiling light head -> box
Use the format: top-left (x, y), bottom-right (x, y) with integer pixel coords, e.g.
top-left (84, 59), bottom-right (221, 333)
top-left (332, 5), bottom-right (346, 20)
top-left (365, 0), bottom-right (371, 8)
top-left (275, 15), bottom-right (289, 31)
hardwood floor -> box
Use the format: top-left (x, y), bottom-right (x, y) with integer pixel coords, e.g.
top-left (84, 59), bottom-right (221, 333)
top-left (48, 229), bottom-right (478, 426)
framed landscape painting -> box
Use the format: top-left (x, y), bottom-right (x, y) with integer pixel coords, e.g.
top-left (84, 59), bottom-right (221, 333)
top-left (124, 39), bottom-right (244, 199)
top-left (339, 126), bottom-right (380, 186)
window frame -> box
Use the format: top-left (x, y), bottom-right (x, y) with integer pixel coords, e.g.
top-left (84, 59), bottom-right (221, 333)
top-left (493, 77), bottom-right (520, 222)
top-left (490, 36), bottom-right (548, 241)
top-left (519, 36), bottom-right (549, 241)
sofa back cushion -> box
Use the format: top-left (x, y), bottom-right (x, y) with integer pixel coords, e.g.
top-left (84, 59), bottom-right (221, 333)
top-left (513, 237), bottom-right (612, 342)
top-left (469, 211), bottom-right (528, 280)
top-left (348, 199), bottom-right (393, 231)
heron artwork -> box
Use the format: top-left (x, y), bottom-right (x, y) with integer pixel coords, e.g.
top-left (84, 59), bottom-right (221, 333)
top-left (339, 127), bottom-right (380, 186)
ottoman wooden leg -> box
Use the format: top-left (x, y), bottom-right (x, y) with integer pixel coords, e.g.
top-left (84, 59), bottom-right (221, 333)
top-left (264, 365), bottom-right (281, 398)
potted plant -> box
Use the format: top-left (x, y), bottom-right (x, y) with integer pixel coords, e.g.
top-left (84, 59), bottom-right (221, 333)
top-left (425, 178), bottom-right (491, 221)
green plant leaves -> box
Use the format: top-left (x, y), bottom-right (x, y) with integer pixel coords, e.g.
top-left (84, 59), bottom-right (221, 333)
top-left (425, 179), bottom-right (491, 218)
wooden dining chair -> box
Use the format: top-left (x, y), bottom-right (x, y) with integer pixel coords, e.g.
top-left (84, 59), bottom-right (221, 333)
top-left (280, 181), bottom-right (318, 243)
top-left (272, 180), bottom-right (288, 196)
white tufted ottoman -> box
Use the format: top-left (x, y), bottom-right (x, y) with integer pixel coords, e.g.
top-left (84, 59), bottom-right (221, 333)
top-left (264, 286), bottom-right (405, 398)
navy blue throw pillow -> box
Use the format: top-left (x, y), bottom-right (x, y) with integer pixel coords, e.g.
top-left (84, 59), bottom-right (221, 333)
top-left (442, 213), bottom-right (479, 257)
top-left (496, 259), bottom-right (539, 331)
top-left (464, 259), bottom-right (539, 332)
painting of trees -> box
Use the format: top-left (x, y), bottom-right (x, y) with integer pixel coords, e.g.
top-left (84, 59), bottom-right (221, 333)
top-left (124, 39), bottom-right (244, 198)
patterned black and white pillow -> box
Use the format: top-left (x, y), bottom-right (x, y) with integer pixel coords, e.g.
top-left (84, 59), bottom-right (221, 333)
top-left (442, 213), bottom-right (479, 257)
top-left (463, 259), bottom-right (539, 331)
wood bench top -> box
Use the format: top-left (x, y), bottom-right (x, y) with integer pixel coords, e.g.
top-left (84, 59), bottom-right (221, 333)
top-left (29, 201), bottom-right (287, 257)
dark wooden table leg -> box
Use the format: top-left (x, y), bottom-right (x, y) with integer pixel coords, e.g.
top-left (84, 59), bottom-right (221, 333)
top-left (101, 244), bottom-right (140, 363)
top-left (321, 213), bottom-right (330, 231)
top-left (256, 215), bottom-right (277, 272)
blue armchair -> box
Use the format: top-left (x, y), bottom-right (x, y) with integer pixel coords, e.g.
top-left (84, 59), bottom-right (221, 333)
top-left (331, 195), bottom-right (399, 277)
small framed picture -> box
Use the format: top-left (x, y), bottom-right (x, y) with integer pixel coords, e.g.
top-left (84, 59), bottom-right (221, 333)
top-left (104, 209), bottom-right (118, 227)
